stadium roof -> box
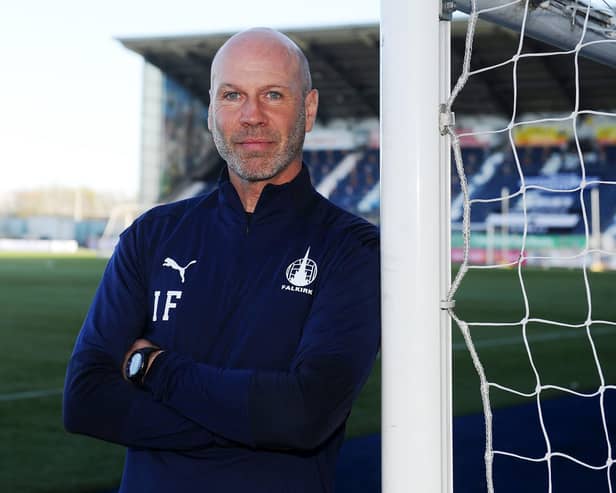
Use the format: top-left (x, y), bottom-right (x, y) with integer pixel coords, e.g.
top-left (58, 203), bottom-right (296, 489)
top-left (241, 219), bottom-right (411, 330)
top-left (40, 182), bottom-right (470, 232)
top-left (119, 20), bottom-right (616, 120)
top-left (120, 25), bottom-right (379, 122)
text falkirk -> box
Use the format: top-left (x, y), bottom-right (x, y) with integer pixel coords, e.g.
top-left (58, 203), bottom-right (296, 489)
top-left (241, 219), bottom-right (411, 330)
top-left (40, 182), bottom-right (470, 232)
top-left (281, 284), bottom-right (313, 295)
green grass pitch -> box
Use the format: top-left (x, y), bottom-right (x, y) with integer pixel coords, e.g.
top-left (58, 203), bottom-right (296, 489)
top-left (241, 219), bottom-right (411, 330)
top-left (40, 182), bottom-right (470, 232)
top-left (1, 255), bottom-right (616, 492)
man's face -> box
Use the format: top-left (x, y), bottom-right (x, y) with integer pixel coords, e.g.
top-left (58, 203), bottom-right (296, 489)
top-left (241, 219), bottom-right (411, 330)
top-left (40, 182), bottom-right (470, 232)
top-left (208, 38), bottom-right (318, 183)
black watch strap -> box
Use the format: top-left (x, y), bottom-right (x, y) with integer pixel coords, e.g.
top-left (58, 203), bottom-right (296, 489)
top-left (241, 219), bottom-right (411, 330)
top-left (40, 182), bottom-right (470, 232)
top-left (125, 346), bottom-right (159, 385)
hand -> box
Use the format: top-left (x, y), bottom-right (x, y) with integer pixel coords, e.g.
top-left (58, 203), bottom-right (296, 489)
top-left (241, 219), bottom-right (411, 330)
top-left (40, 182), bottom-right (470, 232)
top-left (122, 338), bottom-right (163, 381)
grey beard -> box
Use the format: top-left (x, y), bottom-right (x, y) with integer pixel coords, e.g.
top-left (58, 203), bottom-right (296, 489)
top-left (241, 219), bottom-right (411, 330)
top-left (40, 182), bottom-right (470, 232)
top-left (212, 107), bottom-right (307, 182)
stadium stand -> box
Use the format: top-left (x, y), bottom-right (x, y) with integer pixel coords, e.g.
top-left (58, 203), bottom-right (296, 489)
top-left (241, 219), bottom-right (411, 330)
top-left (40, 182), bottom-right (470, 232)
top-left (119, 24), bottom-right (616, 235)
top-left (451, 139), bottom-right (616, 236)
top-left (299, 148), bottom-right (379, 218)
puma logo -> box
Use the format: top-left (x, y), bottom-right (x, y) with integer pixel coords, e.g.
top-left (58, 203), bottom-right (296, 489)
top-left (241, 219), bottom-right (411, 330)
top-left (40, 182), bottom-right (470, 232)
top-left (162, 257), bottom-right (197, 284)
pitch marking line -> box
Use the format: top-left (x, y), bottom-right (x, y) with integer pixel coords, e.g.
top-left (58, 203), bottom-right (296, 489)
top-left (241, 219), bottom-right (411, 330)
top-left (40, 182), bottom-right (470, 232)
top-left (0, 388), bottom-right (63, 402)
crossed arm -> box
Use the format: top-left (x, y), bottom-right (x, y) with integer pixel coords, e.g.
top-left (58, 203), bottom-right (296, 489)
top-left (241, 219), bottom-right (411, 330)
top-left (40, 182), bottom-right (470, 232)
top-left (64, 228), bottom-right (380, 453)
top-left (63, 230), bottom-right (222, 451)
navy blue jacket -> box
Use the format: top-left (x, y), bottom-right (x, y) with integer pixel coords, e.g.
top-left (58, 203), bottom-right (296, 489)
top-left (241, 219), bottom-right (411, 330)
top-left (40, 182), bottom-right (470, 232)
top-left (63, 165), bottom-right (380, 492)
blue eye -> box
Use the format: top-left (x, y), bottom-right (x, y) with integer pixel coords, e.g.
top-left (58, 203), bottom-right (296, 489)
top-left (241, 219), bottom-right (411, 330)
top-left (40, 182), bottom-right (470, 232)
top-left (223, 92), bottom-right (240, 101)
top-left (267, 91), bottom-right (282, 100)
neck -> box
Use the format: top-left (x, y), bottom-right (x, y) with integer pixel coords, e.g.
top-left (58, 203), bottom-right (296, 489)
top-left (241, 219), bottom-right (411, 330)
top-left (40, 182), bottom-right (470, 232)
top-left (228, 161), bottom-right (302, 212)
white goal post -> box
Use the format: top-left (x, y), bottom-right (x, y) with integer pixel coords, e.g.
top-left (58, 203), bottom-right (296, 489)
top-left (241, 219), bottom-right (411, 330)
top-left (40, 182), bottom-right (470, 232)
top-left (380, 1), bottom-right (453, 492)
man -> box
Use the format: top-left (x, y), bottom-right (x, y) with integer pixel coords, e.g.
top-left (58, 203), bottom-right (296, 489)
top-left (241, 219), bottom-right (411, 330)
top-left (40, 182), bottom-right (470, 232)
top-left (64, 28), bottom-right (380, 493)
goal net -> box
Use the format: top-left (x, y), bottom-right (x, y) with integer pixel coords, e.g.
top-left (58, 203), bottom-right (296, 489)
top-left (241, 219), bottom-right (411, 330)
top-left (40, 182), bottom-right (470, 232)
top-left (381, 0), bottom-right (616, 492)
top-left (446, 0), bottom-right (616, 492)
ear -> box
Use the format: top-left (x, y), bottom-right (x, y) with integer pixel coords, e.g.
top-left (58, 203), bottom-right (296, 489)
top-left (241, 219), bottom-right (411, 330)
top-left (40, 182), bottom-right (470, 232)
top-left (304, 89), bottom-right (319, 133)
top-left (207, 90), bottom-right (213, 131)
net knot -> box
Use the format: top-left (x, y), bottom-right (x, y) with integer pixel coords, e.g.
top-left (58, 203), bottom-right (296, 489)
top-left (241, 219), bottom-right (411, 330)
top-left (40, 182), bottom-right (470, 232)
top-left (439, 104), bottom-right (455, 136)
top-left (440, 299), bottom-right (456, 310)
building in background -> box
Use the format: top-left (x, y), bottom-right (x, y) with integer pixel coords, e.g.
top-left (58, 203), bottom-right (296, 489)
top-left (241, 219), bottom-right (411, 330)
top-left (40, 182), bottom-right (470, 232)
top-left (0, 187), bottom-right (121, 251)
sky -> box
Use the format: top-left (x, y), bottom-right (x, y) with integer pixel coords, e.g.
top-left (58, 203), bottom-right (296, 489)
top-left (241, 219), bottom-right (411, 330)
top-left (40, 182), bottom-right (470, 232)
top-left (0, 0), bottom-right (378, 198)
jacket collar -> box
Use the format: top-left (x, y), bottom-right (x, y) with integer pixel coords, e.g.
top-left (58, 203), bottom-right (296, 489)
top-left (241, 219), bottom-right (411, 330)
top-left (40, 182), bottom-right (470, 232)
top-left (217, 164), bottom-right (317, 225)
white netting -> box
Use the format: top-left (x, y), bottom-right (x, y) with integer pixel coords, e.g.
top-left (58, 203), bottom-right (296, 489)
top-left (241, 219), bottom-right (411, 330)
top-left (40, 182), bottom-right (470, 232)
top-left (444, 0), bottom-right (616, 491)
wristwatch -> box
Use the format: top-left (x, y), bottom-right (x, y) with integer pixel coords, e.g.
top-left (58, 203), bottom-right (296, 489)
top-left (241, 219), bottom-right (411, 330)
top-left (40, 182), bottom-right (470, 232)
top-left (125, 346), bottom-right (159, 385)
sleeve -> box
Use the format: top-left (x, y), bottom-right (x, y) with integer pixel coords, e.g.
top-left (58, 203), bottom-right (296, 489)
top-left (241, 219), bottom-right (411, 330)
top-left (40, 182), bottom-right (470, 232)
top-left (143, 229), bottom-right (381, 451)
top-left (63, 224), bottom-right (219, 451)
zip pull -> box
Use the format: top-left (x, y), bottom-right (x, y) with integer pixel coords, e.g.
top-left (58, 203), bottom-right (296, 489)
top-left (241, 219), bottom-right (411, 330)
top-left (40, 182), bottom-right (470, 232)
top-left (245, 212), bottom-right (253, 235)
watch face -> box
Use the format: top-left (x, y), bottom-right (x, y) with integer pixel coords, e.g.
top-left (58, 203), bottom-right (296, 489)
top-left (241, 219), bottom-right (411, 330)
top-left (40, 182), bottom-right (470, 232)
top-left (128, 353), bottom-right (144, 377)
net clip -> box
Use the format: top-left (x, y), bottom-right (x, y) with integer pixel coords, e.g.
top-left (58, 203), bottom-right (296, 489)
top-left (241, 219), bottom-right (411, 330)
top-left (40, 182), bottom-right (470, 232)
top-left (440, 0), bottom-right (456, 21)
top-left (440, 299), bottom-right (456, 310)
top-left (439, 104), bottom-right (455, 136)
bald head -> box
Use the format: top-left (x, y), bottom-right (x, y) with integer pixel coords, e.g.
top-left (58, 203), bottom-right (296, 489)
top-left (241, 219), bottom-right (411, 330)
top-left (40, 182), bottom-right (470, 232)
top-left (211, 28), bottom-right (312, 96)
top-left (207, 27), bottom-right (319, 192)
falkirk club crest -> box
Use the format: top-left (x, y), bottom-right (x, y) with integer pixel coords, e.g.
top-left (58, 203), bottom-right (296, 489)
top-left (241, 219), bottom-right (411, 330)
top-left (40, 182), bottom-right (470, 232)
top-left (282, 247), bottom-right (318, 295)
